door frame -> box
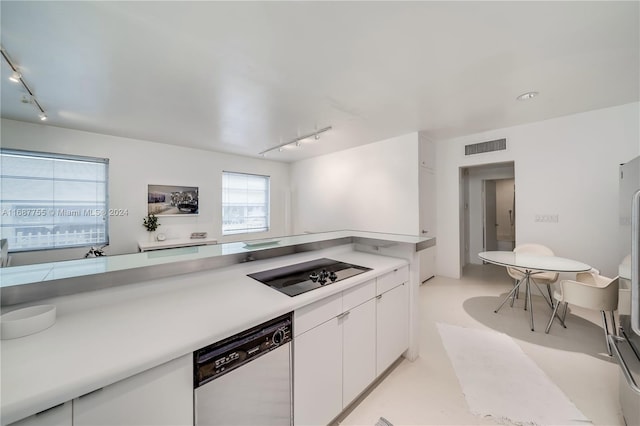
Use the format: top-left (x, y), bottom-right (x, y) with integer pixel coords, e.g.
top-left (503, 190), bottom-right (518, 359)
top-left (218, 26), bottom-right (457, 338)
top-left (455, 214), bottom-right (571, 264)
top-left (482, 179), bottom-right (498, 252)
top-left (459, 162), bottom-right (516, 272)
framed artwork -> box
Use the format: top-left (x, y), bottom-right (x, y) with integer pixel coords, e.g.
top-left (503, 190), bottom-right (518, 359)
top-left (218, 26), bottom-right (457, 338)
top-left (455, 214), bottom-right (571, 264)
top-left (148, 184), bottom-right (199, 216)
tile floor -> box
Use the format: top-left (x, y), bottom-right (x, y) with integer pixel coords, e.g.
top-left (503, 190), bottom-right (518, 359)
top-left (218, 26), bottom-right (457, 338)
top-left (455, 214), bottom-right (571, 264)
top-left (338, 264), bottom-right (624, 426)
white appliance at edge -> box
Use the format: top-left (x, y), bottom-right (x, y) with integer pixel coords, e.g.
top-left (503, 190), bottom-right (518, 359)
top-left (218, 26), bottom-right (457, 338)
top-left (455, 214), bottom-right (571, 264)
top-left (610, 155), bottom-right (640, 426)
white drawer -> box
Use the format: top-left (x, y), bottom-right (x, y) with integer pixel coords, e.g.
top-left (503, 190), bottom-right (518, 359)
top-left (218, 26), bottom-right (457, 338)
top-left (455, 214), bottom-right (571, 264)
top-left (294, 292), bottom-right (342, 336)
top-left (376, 265), bottom-right (409, 295)
top-left (343, 279), bottom-right (376, 311)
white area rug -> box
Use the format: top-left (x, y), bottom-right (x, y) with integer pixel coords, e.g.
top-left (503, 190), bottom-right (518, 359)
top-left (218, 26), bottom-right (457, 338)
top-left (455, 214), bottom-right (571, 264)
top-left (437, 323), bottom-right (590, 426)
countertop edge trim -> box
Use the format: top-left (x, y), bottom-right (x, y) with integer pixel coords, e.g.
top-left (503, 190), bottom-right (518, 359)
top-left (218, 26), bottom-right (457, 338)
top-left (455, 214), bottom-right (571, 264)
top-left (2, 234), bottom-right (435, 306)
top-left (1, 237), bottom-right (354, 306)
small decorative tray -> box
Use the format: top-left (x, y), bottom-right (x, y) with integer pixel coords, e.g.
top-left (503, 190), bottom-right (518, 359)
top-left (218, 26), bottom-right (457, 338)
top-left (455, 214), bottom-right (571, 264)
top-left (1, 305), bottom-right (57, 340)
top-left (243, 240), bottom-right (281, 248)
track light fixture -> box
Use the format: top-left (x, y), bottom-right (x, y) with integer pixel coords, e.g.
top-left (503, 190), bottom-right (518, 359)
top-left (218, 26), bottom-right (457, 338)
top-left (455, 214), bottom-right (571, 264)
top-left (260, 126), bottom-right (332, 156)
top-left (1, 45), bottom-right (48, 121)
top-left (516, 91), bottom-right (539, 101)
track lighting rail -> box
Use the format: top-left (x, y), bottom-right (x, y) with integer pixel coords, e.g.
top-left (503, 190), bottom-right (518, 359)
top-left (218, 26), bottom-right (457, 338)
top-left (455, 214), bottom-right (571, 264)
top-left (259, 126), bottom-right (332, 156)
top-left (1, 45), bottom-right (47, 120)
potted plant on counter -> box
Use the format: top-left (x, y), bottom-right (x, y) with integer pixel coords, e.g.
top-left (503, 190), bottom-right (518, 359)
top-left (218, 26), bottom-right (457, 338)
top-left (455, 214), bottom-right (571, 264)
top-left (143, 213), bottom-right (160, 241)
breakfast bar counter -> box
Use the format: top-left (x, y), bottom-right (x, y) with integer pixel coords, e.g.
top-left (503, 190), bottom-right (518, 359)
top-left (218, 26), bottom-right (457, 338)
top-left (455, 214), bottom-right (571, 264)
top-left (0, 232), bottom-right (433, 425)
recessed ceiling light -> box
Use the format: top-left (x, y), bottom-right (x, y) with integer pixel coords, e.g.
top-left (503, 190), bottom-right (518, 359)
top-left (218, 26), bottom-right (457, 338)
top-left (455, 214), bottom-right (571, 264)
top-left (516, 91), bottom-right (539, 101)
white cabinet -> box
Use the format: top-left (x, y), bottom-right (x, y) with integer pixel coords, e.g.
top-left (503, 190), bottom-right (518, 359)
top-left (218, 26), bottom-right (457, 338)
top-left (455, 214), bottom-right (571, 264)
top-left (294, 268), bottom-right (409, 425)
top-left (342, 280), bottom-right (377, 407)
top-left (376, 266), bottom-right (409, 295)
top-left (73, 355), bottom-right (193, 426)
top-left (419, 133), bottom-right (437, 171)
top-left (342, 298), bottom-right (376, 407)
top-left (419, 139), bottom-right (437, 279)
top-left (294, 317), bottom-right (343, 426)
top-left (420, 245), bottom-right (436, 282)
top-left (294, 293), bottom-right (342, 337)
top-left (294, 279), bottom-right (377, 426)
top-left (8, 402), bottom-right (71, 426)
top-left (10, 356), bottom-right (192, 426)
top-left (419, 165), bottom-right (436, 238)
top-left (376, 282), bottom-right (409, 375)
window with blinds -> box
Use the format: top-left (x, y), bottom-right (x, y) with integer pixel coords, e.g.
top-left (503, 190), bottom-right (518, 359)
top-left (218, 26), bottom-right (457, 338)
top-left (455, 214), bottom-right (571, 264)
top-left (222, 171), bottom-right (270, 235)
top-left (0, 149), bottom-right (109, 252)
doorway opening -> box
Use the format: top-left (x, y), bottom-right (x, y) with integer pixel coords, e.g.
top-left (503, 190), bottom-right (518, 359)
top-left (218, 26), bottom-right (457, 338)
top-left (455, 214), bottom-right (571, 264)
top-left (484, 178), bottom-right (516, 251)
top-left (460, 162), bottom-right (515, 275)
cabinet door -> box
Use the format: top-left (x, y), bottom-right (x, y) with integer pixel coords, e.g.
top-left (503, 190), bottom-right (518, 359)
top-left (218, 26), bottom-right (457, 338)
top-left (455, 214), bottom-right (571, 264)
top-left (376, 283), bottom-right (409, 375)
top-left (9, 402), bottom-right (71, 426)
top-left (342, 299), bottom-right (376, 407)
top-left (73, 355), bottom-right (193, 426)
top-left (294, 318), bottom-right (342, 426)
top-left (420, 246), bottom-right (436, 282)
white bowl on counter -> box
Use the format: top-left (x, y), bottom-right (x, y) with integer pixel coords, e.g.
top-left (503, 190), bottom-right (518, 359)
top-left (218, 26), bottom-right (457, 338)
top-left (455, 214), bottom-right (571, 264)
top-left (1, 305), bottom-right (57, 339)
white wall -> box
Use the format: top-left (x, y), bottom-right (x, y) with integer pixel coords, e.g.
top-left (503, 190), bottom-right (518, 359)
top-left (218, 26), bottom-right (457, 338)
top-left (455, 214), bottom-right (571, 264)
top-left (291, 133), bottom-right (420, 235)
top-left (437, 102), bottom-right (640, 279)
top-left (1, 119), bottom-right (291, 265)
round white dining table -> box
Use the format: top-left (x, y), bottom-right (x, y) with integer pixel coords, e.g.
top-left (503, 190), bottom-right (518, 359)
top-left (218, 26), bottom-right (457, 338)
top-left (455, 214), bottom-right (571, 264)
top-left (478, 251), bottom-right (591, 331)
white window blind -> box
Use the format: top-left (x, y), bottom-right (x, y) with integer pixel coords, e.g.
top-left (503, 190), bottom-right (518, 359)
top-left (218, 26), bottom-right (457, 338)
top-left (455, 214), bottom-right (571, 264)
top-left (222, 171), bottom-right (270, 235)
top-left (0, 149), bottom-right (109, 252)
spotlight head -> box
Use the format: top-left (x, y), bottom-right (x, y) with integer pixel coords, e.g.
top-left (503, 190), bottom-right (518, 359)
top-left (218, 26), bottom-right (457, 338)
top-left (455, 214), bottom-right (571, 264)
top-left (9, 70), bottom-right (21, 83)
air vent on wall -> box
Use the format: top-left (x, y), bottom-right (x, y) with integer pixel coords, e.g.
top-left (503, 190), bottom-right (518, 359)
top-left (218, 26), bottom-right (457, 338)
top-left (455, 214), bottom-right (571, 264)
top-left (465, 138), bottom-right (506, 156)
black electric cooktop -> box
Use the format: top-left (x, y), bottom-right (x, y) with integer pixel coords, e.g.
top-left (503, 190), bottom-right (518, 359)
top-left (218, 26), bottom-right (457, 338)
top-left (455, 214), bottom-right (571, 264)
top-left (248, 258), bottom-right (372, 297)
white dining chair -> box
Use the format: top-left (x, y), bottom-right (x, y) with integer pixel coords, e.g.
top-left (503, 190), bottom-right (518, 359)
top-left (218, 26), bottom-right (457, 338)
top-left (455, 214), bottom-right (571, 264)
top-left (505, 243), bottom-right (559, 309)
top-left (545, 270), bottom-right (619, 355)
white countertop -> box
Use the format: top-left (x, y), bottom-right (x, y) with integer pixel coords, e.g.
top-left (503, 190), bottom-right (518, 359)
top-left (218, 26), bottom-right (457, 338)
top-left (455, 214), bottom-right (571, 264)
top-left (0, 247), bottom-right (407, 425)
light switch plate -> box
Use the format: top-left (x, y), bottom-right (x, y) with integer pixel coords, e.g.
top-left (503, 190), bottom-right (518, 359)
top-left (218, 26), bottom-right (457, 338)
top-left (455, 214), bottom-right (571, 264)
top-left (534, 214), bottom-right (559, 223)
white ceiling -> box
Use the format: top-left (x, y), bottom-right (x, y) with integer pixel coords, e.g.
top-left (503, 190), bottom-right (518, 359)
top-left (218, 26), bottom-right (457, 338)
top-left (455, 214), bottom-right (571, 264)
top-left (1, 1), bottom-right (638, 162)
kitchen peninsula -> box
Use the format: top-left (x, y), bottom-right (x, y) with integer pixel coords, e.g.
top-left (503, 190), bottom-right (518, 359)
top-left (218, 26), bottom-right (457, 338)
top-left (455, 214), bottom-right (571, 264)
top-left (0, 231), bottom-right (434, 425)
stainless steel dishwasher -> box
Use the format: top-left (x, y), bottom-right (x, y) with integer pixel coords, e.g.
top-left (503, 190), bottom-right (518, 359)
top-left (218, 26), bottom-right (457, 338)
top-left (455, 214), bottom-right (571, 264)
top-left (194, 313), bottom-right (293, 426)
